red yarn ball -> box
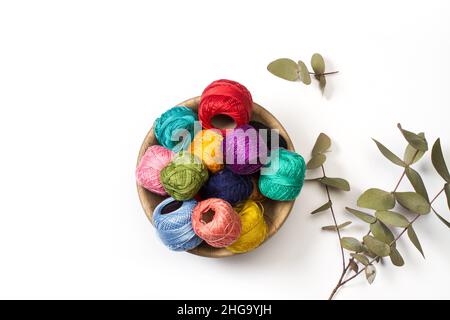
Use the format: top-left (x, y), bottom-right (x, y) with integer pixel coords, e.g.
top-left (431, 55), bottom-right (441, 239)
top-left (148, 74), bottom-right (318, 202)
top-left (192, 198), bottom-right (242, 248)
top-left (199, 79), bottom-right (253, 132)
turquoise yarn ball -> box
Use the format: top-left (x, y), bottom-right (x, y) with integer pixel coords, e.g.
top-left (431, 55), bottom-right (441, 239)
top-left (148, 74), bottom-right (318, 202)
top-left (259, 148), bottom-right (306, 201)
top-left (154, 106), bottom-right (198, 152)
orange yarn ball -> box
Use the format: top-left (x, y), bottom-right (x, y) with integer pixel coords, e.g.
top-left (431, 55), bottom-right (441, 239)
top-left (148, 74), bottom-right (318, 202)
top-left (192, 198), bottom-right (242, 248)
top-left (189, 129), bottom-right (224, 173)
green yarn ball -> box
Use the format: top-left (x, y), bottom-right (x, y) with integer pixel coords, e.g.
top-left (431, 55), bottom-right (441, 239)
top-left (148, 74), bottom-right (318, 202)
top-left (160, 152), bottom-right (209, 201)
top-left (259, 148), bottom-right (306, 201)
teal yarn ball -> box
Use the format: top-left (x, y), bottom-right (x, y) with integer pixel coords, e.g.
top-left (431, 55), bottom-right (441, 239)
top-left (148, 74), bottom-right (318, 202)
top-left (154, 106), bottom-right (198, 152)
top-left (259, 148), bottom-right (306, 201)
top-left (160, 152), bottom-right (209, 201)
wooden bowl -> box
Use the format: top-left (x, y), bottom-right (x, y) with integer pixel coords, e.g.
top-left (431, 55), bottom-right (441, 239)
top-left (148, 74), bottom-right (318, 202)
top-left (136, 97), bottom-right (296, 258)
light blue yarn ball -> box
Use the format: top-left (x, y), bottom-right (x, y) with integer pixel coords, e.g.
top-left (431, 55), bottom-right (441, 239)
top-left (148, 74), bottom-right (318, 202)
top-left (154, 106), bottom-right (198, 152)
top-left (152, 197), bottom-right (203, 251)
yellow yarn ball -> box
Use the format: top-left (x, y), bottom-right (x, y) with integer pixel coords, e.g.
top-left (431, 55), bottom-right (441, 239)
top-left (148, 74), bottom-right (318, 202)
top-left (226, 200), bottom-right (268, 253)
top-left (189, 129), bottom-right (224, 173)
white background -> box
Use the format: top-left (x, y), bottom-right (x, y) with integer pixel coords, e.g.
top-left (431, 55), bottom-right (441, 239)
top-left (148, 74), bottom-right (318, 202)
top-left (1, 0), bottom-right (449, 300)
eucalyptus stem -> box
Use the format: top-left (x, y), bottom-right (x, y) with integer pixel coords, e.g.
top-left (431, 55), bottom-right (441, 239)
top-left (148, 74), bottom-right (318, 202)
top-left (308, 71), bottom-right (339, 76)
top-left (393, 170), bottom-right (407, 192)
top-left (430, 187), bottom-right (445, 203)
top-left (321, 165), bottom-right (346, 272)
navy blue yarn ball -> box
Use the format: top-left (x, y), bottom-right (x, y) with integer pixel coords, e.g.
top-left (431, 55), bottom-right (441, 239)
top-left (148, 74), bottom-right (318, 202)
top-left (200, 168), bottom-right (253, 205)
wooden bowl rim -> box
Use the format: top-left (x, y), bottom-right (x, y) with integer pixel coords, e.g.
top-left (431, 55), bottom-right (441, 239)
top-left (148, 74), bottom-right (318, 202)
top-left (136, 96), bottom-right (296, 258)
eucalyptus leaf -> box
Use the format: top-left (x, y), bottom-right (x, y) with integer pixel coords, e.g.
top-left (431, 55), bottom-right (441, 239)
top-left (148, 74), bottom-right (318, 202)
top-left (357, 188), bottom-right (395, 210)
top-left (404, 132), bottom-right (426, 165)
top-left (322, 221), bottom-right (352, 231)
top-left (310, 201), bottom-right (332, 214)
top-left (365, 265), bottom-right (376, 285)
top-left (319, 177), bottom-right (350, 191)
top-left (375, 210), bottom-right (410, 228)
top-left (445, 183), bottom-right (450, 210)
top-left (394, 192), bottom-right (430, 214)
top-left (351, 253), bottom-right (370, 266)
top-left (311, 53), bottom-right (325, 75)
top-left (297, 60), bottom-right (312, 85)
top-left (318, 75), bottom-right (326, 94)
top-left (372, 139), bottom-right (406, 167)
top-left (407, 226), bottom-right (425, 258)
top-left (345, 207), bottom-right (377, 224)
top-left (267, 58), bottom-right (299, 81)
top-left (432, 139), bottom-right (450, 183)
top-left (363, 235), bottom-right (391, 257)
top-left (363, 245), bottom-right (377, 259)
top-left (389, 247), bottom-right (405, 267)
top-left (341, 237), bottom-right (364, 252)
top-left (397, 124), bottom-right (428, 152)
top-left (406, 167), bottom-right (429, 202)
top-left (434, 210), bottom-right (450, 229)
top-left (370, 220), bottom-right (395, 245)
top-left (306, 154), bottom-right (326, 170)
top-left (349, 260), bottom-right (359, 273)
top-left (312, 133), bottom-right (331, 155)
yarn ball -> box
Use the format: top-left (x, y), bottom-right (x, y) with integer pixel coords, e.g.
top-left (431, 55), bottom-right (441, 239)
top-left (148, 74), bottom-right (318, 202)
top-left (259, 148), bottom-right (306, 201)
top-left (153, 197), bottom-right (203, 251)
top-left (223, 124), bottom-right (266, 175)
top-left (192, 198), bottom-right (242, 248)
top-left (199, 79), bottom-right (253, 132)
top-left (135, 145), bottom-right (175, 195)
top-left (189, 129), bottom-right (224, 173)
top-left (200, 168), bottom-right (253, 205)
top-left (249, 120), bottom-right (288, 150)
top-left (154, 106), bottom-right (198, 152)
top-left (226, 200), bottom-right (268, 253)
top-left (160, 152), bottom-right (209, 201)
top-left (249, 175), bottom-right (266, 202)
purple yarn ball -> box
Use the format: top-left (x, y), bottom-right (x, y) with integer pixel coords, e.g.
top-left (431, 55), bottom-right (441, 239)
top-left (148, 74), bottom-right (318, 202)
top-left (200, 168), bottom-right (253, 205)
top-left (223, 124), bottom-right (267, 175)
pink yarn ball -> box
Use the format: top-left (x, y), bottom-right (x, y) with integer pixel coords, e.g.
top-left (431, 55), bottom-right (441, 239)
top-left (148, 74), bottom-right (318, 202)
top-left (136, 145), bottom-right (175, 196)
top-left (192, 198), bottom-right (242, 248)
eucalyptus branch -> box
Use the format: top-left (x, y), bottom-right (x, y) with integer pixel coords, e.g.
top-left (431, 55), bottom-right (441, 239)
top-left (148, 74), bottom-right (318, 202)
top-left (321, 165), bottom-right (346, 271)
top-left (330, 187), bottom-right (445, 300)
top-left (328, 126), bottom-right (450, 300)
top-left (340, 192), bottom-right (443, 287)
top-left (328, 155), bottom-right (413, 300)
top-left (268, 53), bottom-right (338, 94)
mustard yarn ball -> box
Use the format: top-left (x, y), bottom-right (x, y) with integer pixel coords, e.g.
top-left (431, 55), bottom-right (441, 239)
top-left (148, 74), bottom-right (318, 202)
top-left (226, 200), bottom-right (268, 253)
top-left (189, 129), bottom-right (224, 173)
top-left (160, 152), bottom-right (209, 200)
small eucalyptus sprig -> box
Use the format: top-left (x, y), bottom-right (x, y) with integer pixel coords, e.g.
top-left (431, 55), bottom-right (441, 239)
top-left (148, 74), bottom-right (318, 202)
top-left (307, 125), bottom-right (450, 300)
top-left (267, 53), bottom-right (338, 94)
top-left (305, 133), bottom-right (351, 272)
